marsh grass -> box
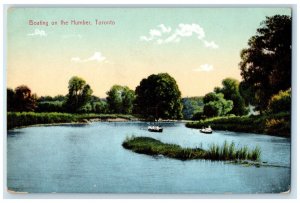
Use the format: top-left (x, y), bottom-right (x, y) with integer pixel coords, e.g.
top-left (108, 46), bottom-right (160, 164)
top-left (122, 136), bottom-right (261, 161)
top-left (7, 112), bottom-right (136, 129)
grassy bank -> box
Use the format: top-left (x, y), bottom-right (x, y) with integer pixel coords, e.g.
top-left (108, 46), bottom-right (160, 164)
top-left (7, 112), bottom-right (136, 129)
top-left (186, 112), bottom-right (290, 137)
top-left (122, 136), bottom-right (261, 161)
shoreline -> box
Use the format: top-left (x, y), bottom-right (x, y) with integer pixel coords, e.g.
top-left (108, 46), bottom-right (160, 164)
top-left (7, 117), bottom-right (190, 130)
top-left (7, 117), bottom-right (136, 130)
top-left (7, 112), bottom-right (290, 137)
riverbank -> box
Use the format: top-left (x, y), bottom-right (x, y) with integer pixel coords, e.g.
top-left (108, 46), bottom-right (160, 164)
top-left (7, 112), bottom-right (137, 129)
top-left (122, 136), bottom-right (261, 161)
top-left (185, 112), bottom-right (290, 137)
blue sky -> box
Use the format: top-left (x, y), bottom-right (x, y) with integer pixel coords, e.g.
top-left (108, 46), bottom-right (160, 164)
top-left (7, 7), bottom-right (291, 97)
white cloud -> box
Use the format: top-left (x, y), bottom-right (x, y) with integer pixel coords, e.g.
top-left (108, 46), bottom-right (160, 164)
top-left (140, 23), bottom-right (218, 48)
top-left (176, 23), bottom-right (205, 38)
top-left (193, 64), bottom-right (214, 72)
top-left (140, 27), bottom-right (163, 41)
top-left (27, 29), bottom-right (47, 37)
top-left (87, 52), bottom-right (106, 62)
top-left (158, 24), bottom-right (171, 33)
top-left (71, 52), bottom-right (106, 63)
top-left (204, 40), bottom-right (219, 49)
top-left (150, 29), bottom-right (161, 37)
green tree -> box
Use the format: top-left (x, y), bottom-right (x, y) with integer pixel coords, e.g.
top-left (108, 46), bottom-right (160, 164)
top-left (268, 89), bottom-right (291, 113)
top-left (202, 92), bottom-right (233, 118)
top-left (10, 85), bottom-right (37, 112)
top-left (92, 100), bottom-right (109, 114)
top-left (106, 85), bottom-right (135, 114)
top-left (203, 102), bottom-right (222, 118)
top-left (239, 15), bottom-right (291, 112)
top-left (65, 76), bottom-right (93, 112)
top-left (36, 95), bottom-right (66, 113)
top-left (182, 97), bottom-right (204, 119)
top-left (36, 101), bottom-right (64, 112)
top-left (7, 88), bottom-right (15, 112)
top-left (135, 73), bottom-right (183, 120)
top-left (214, 78), bottom-right (248, 115)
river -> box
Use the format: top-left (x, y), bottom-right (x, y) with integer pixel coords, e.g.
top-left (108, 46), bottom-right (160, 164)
top-left (7, 122), bottom-right (290, 193)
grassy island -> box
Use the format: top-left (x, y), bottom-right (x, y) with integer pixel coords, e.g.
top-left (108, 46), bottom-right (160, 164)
top-left (122, 136), bottom-right (261, 161)
top-left (186, 112), bottom-right (290, 137)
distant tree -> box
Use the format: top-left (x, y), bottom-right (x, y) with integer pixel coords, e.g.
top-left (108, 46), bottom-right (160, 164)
top-left (78, 103), bottom-right (93, 113)
top-left (191, 112), bottom-right (206, 120)
top-left (36, 95), bottom-right (66, 112)
top-left (37, 96), bottom-right (54, 102)
top-left (65, 76), bottom-right (93, 113)
top-left (80, 84), bottom-right (93, 105)
top-left (135, 73), bottom-right (183, 120)
top-left (106, 85), bottom-right (135, 114)
top-left (203, 102), bottom-right (222, 118)
top-left (203, 92), bottom-right (221, 104)
top-left (214, 78), bottom-right (248, 115)
top-left (38, 95), bottom-right (66, 102)
top-left (12, 85), bottom-right (37, 112)
top-left (202, 92), bottom-right (233, 118)
top-left (92, 100), bottom-right (109, 114)
top-left (53, 95), bottom-right (66, 102)
top-left (182, 97), bottom-right (204, 120)
top-left (239, 15), bottom-right (291, 112)
top-left (268, 89), bottom-right (291, 113)
top-left (36, 101), bottom-right (64, 112)
top-left (7, 88), bottom-right (15, 112)
top-left (122, 88), bottom-right (136, 114)
top-left (90, 95), bottom-right (102, 102)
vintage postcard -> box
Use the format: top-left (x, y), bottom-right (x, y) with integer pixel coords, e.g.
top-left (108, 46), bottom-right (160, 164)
top-left (6, 7), bottom-right (292, 194)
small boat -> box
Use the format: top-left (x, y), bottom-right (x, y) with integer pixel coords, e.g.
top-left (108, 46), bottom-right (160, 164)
top-left (148, 125), bottom-right (163, 132)
top-left (200, 126), bottom-right (213, 134)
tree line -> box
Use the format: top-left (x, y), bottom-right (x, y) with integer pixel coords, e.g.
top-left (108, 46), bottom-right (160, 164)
top-left (7, 73), bottom-right (183, 120)
top-left (7, 15), bottom-right (291, 120)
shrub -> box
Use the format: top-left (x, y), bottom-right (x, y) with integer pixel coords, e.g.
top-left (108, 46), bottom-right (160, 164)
top-left (268, 89), bottom-right (291, 113)
top-left (7, 112), bottom-right (136, 129)
top-left (185, 112), bottom-right (290, 137)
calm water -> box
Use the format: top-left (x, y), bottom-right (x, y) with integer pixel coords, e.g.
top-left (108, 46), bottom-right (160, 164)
top-left (7, 122), bottom-right (291, 193)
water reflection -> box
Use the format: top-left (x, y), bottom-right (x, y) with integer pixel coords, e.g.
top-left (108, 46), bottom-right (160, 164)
top-left (7, 131), bottom-right (24, 137)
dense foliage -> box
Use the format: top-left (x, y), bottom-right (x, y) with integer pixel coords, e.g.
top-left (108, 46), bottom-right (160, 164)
top-left (38, 95), bottom-right (66, 102)
top-left (36, 101), bottom-right (64, 112)
top-left (186, 112), bottom-right (290, 137)
top-left (182, 97), bottom-right (204, 120)
top-left (7, 112), bottom-right (77, 129)
top-left (268, 89), bottom-right (291, 114)
top-left (202, 92), bottom-right (233, 118)
top-left (7, 112), bottom-right (135, 129)
top-left (91, 100), bottom-right (109, 114)
top-left (64, 76), bottom-right (93, 113)
top-left (239, 15), bottom-right (291, 112)
top-left (7, 86), bottom-right (37, 112)
top-left (134, 73), bottom-right (183, 120)
top-left (106, 85), bottom-right (135, 114)
top-left (214, 78), bottom-right (248, 115)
